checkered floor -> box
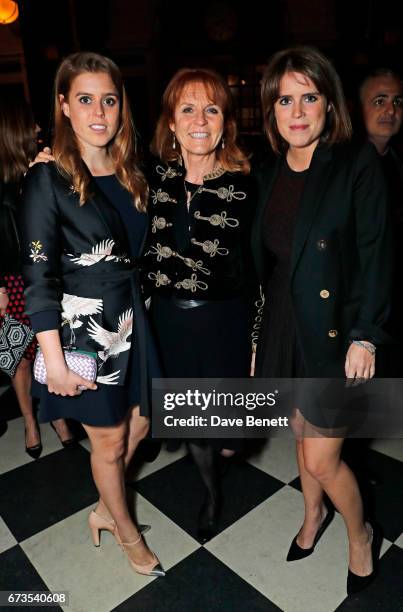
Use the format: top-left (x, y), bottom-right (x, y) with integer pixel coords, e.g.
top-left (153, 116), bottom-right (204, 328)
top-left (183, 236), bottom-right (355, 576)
top-left (1, 383), bottom-right (403, 612)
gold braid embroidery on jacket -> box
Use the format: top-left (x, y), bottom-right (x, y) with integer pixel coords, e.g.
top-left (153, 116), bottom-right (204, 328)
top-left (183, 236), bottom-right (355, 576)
top-left (251, 285), bottom-right (265, 351)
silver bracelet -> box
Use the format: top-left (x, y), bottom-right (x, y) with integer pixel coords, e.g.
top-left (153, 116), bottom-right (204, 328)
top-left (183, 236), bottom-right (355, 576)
top-left (352, 340), bottom-right (376, 355)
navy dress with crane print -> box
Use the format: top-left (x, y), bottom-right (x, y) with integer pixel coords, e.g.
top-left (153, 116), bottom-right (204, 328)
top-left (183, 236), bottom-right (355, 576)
top-left (20, 163), bottom-right (158, 426)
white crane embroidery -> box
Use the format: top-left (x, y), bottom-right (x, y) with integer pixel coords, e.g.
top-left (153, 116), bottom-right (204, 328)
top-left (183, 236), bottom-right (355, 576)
top-left (87, 309), bottom-right (133, 363)
top-left (68, 239), bottom-right (127, 267)
top-left (61, 293), bottom-right (104, 329)
top-left (96, 371), bottom-right (121, 385)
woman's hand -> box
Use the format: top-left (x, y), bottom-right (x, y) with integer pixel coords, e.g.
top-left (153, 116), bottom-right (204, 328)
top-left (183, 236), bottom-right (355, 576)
top-left (29, 147), bottom-right (54, 167)
top-left (46, 363), bottom-right (97, 396)
top-left (344, 342), bottom-right (375, 382)
top-left (0, 290), bottom-right (9, 316)
top-left (36, 330), bottom-right (97, 396)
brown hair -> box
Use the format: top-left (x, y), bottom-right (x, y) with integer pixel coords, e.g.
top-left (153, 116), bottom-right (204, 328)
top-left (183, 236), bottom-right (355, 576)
top-left (0, 96), bottom-right (37, 183)
top-left (151, 67), bottom-right (250, 174)
top-left (261, 46), bottom-right (352, 154)
top-left (53, 52), bottom-right (148, 210)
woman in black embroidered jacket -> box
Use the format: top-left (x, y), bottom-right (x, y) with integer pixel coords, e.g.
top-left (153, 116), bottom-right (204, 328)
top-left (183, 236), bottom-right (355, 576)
top-left (19, 53), bottom-right (164, 577)
top-left (0, 96), bottom-right (74, 458)
top-left (142, 68), bottom-right (257, 542)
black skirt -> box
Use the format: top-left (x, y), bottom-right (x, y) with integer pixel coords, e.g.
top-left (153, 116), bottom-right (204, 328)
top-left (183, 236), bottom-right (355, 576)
top-left (149, 294), bottom-right (252, 450)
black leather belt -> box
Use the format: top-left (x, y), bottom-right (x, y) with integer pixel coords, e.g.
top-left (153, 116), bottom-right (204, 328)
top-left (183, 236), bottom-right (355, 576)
top-left (171, 296), bottom-right (209, 309)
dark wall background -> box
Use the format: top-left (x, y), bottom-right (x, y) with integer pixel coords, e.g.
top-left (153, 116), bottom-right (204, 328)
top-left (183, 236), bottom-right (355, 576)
top-left (8, 0), bottom-right (403, 150)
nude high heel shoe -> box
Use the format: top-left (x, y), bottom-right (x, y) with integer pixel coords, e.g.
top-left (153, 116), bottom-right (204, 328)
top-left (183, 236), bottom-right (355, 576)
top-left (121, 534), bottom-right (165, 577)
top-left (88, 510), bottom-right (151, 549)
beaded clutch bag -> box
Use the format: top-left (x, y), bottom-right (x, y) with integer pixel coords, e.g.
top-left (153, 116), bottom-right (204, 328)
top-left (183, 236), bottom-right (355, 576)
top-left (33, 348), bottom-right (98, 385)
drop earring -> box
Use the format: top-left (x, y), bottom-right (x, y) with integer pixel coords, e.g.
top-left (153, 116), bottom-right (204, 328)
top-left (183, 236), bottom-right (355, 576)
top-left (221, 137), bottom-right (225, 149)
top-left (172, 132), bottom-right (176, 150)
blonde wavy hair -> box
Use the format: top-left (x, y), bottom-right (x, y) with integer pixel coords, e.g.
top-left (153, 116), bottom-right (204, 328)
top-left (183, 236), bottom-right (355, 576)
top-left (53, 52), bottom-right (148, 210)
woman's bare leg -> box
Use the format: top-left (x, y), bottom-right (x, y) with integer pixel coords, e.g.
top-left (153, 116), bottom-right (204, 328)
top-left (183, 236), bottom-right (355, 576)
top-left (295, 439), bottom-right (327, 548)
top-left (96, 405), bottom-right (149, 520)
top-left (82, 419), bottom-right (154, 566)
top-left (51, 418), bottom-right (74, 443)
top-left (125, 406), bottom-right (150, 468)
top-left (302, 437), bottom-right (373, 576)
top-left (11, 358), bottom-right (39, 448)
top-left (290, 408), bottom-right (327, 548)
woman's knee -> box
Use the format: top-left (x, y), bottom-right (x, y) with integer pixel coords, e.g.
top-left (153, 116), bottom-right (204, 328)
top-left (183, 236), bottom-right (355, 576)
top-left (303, 451), bottom-right (339, 483)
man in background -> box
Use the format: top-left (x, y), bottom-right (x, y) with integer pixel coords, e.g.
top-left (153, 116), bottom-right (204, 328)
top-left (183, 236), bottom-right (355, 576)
top-left (361, 68), bottom-right (403, 157)
top-left (360, 68), bottom-right (403, 376)
top-left (343, 70), bottom-right (403, 492)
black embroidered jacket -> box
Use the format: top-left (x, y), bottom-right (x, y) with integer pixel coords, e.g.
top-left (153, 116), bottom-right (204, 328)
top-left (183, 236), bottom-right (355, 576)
top-left (142, 161), bottom-right (257, 301)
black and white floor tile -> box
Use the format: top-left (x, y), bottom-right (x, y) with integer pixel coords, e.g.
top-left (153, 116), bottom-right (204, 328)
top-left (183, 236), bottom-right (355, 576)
top-left (1, 382), bottom-right (402, 612)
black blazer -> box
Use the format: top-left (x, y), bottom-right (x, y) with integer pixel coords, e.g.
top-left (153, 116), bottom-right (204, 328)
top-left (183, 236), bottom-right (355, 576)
top-left (251, 142), bottom-right (393, 376)
top-left (19, 162), bottom-right (149, 394)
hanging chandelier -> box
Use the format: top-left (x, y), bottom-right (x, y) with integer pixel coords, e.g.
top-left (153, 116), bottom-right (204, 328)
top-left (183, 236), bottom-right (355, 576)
top-left (0, 0), bottom-right (19, 25)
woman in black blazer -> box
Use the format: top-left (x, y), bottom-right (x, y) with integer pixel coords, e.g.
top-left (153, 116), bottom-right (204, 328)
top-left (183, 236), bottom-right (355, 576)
top-left (19, 52), bottom-right (164, 577)
top-left (252, 47), bottom-right (391, 594)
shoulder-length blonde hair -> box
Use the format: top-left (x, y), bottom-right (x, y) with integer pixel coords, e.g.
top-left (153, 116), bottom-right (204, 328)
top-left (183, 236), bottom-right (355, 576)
top-left (151, 67), bottom-right (250, 175)
top-left (0, 96), bottom-right (37, 184)
top-left (261, 46), bottom-right (352, 154)
top-left (53, 52), bottom-right (148, 210)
